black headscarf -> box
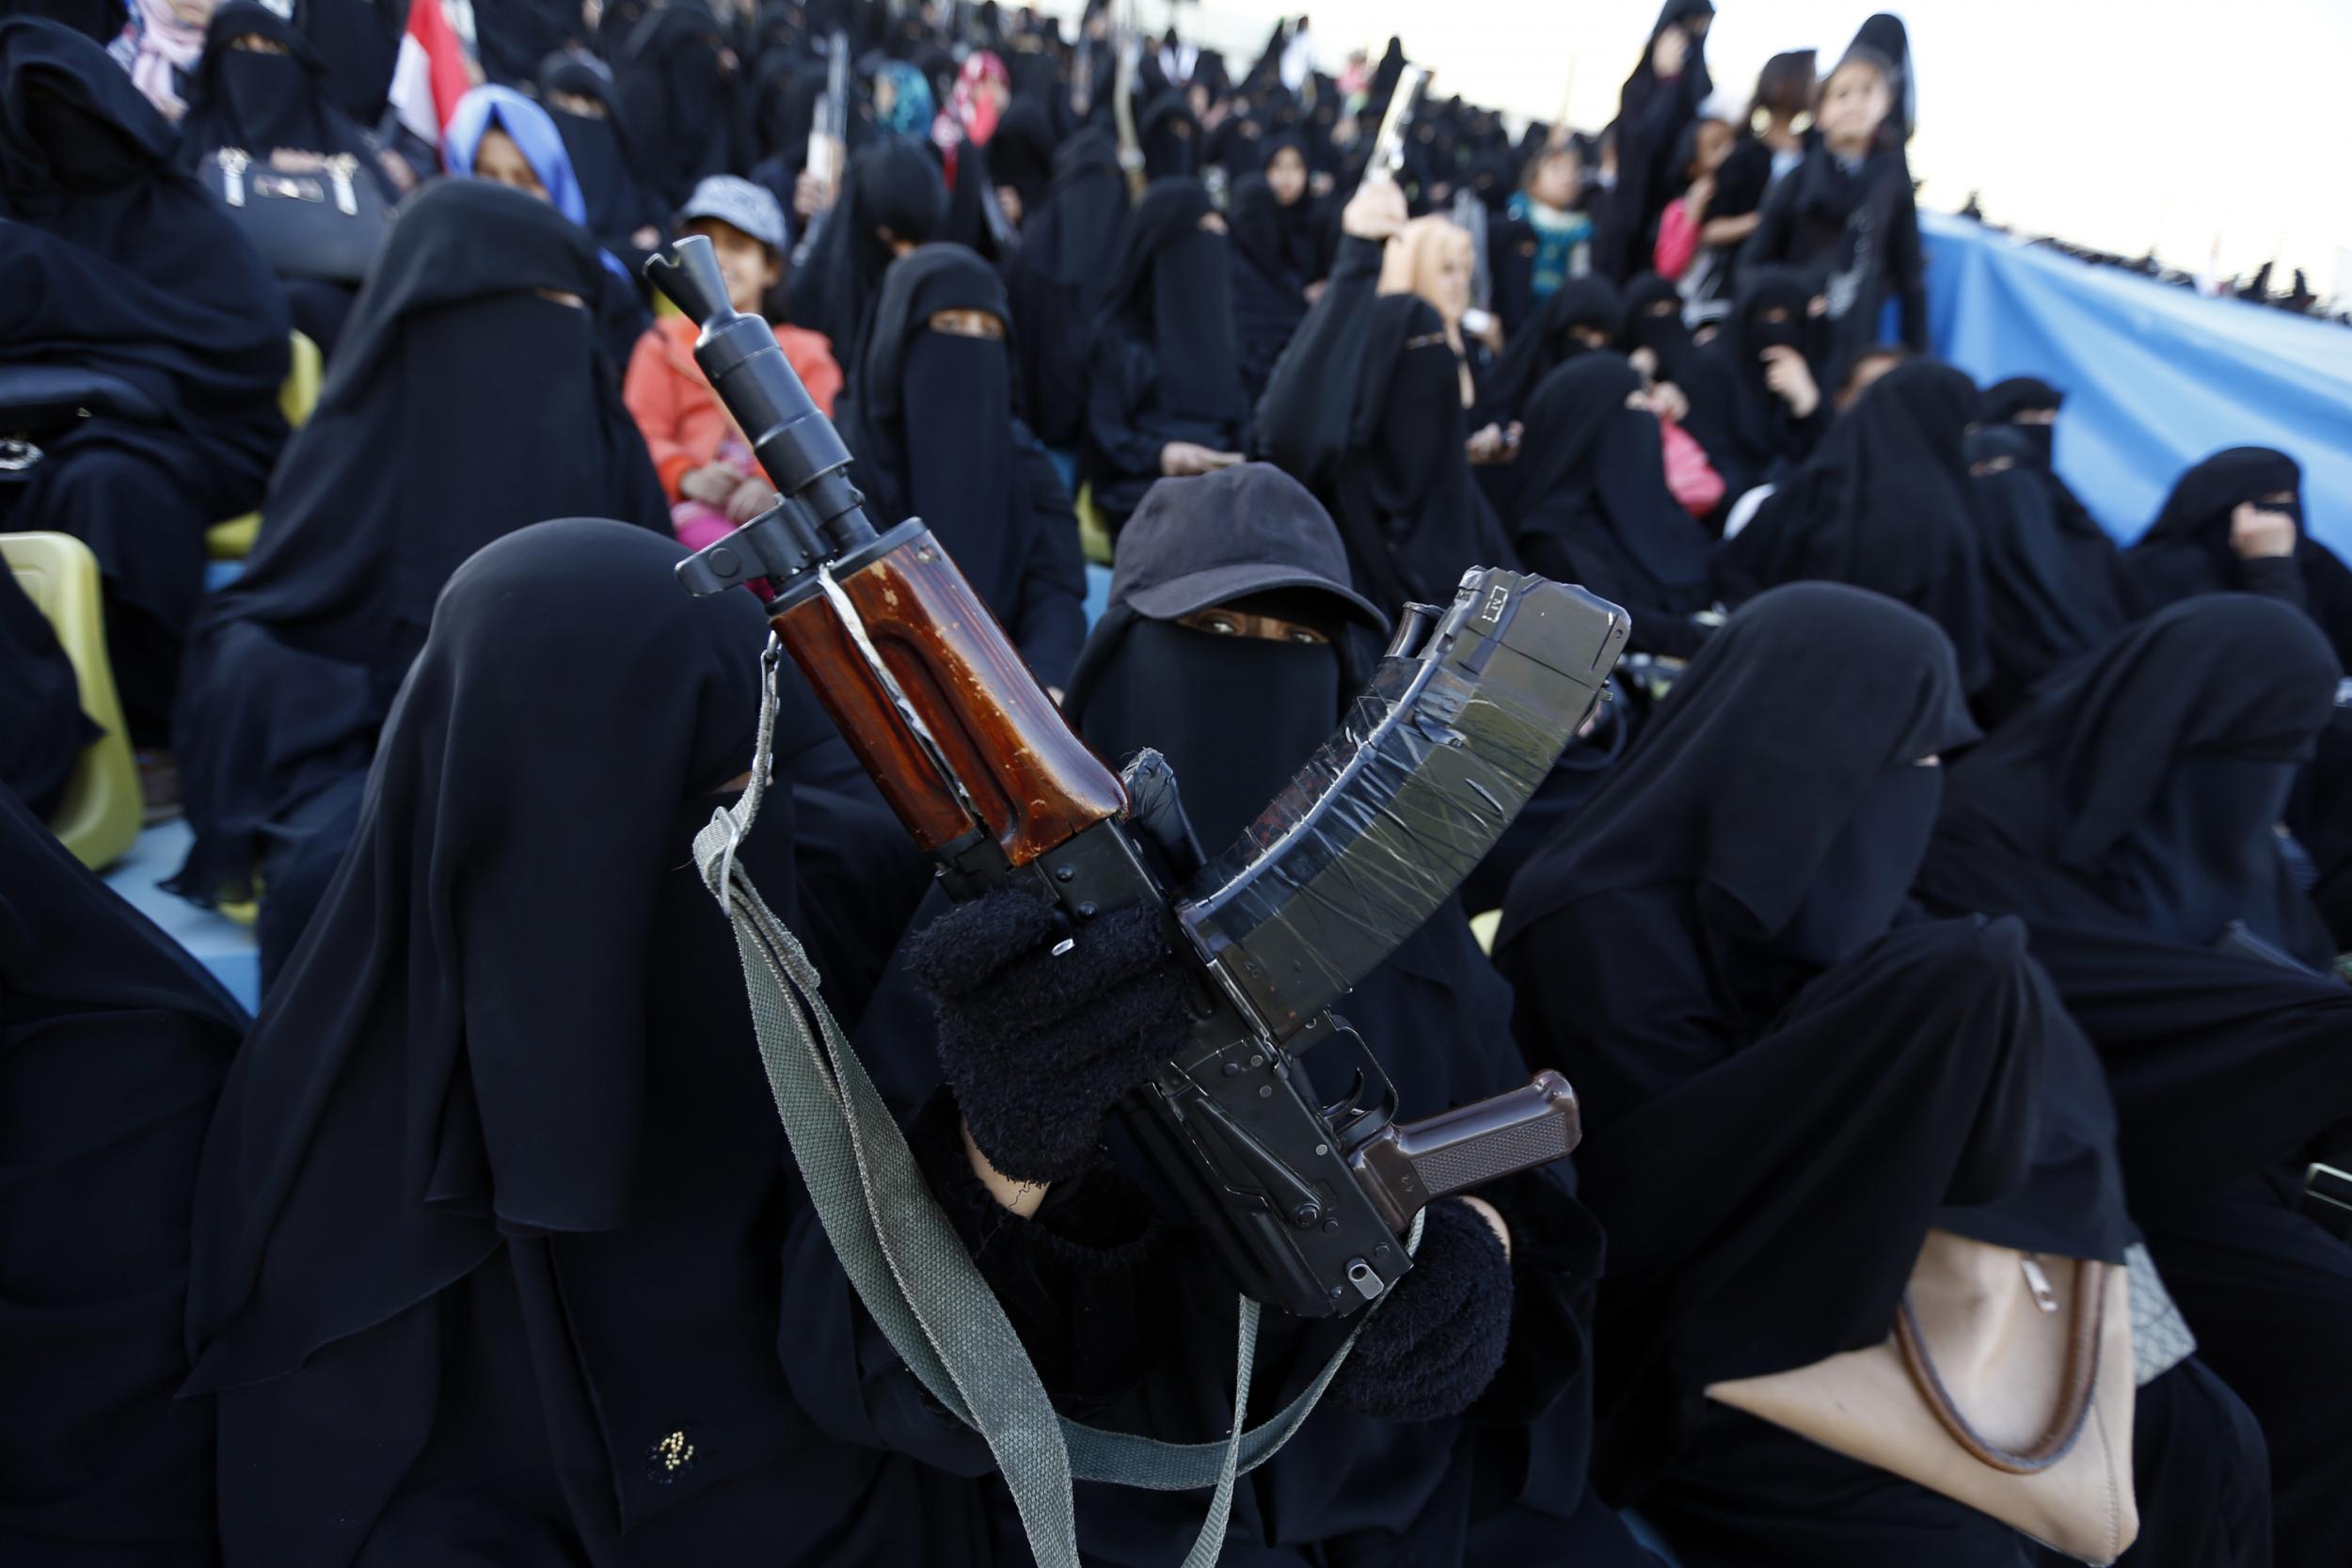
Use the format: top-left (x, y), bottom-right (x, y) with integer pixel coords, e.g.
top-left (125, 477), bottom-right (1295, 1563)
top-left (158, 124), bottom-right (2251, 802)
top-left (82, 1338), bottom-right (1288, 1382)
top-left (1965, 424), bottom-right (2140, 722)
top-left (1481, 273), bottom-right (1626, 425)
top-left (1620, 271), bottom-right (1697, 388)
top-left (1328, 293), bottom-right (1515, 620)
top-left (0, 567), bottom-right (96, 819)
top-left (1712, 358), bottom-right (1990, 690)
top-left (185, 519), bottom-right (780, 1393)
top-left (613, 2), bottom-right (739, 207)
top-left (297, 0), bottom-right (403, 127)
top-left (787, 133), bottom-right (946, 355)
top-left (1138, 88), bottom-right (1199, 180)
top-left (1224, 169), bottom-right (1310, 407)
top-left (176, 4), bottom-right (390, 190)
top-left (469, 0), bottom-right (583, 86)
top-left (0, 783), bottom-right (246, 1558)
top-left (1510, 353), bottom-right (1718, 658)
top-left (1502, 581), bottom-right (1978, 955)
top-left (0, 17), bottom-right (290, 647)
top-left (2127, 446), bottom-right (2352, 668)
top-left (1677, 263), bottom-right (1823, 499)
top-left (168, 180), bottom-right (669, 910)
top-left (539, 52), bottom-right (667, 262)
top-left (1092, 175), bottom-right (1244, 430)
top-left (1925, 594), bottom-right (2341, 961)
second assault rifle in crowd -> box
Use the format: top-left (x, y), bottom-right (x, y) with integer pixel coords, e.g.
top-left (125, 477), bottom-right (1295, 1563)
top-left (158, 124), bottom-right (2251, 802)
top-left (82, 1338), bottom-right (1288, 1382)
top-left (646, 234), bottom-right (1629, 1321)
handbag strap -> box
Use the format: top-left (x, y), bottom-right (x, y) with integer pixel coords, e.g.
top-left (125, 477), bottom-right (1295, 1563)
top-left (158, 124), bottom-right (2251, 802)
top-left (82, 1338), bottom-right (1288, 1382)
top-left (690, 638), bottom-right (1411, 1568)
top-left (1894, 1259), bottom-right (2106, 1476)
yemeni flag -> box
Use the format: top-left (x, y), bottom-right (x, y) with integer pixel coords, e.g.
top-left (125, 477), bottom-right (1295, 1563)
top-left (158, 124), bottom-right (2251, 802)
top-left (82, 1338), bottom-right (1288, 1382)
top-left (388, 0), bottom-right (476, 146)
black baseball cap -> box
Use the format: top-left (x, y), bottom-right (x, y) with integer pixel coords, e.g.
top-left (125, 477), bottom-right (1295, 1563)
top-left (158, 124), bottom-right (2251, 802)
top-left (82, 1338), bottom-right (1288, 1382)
top-left (1110, 463), bottom-right (1389, 633)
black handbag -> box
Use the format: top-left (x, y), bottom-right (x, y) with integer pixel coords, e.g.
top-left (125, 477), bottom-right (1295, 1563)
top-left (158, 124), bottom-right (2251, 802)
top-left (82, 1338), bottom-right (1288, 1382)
top-left (199, 145), bottom-right (390, 285)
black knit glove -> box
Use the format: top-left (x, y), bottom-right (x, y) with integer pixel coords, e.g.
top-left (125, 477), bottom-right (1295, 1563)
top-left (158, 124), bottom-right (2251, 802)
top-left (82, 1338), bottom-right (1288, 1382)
top-left (900, 887), bottom-right (1193, 1184)
top-left (1328, 1199), bottom-right (1516, 1423)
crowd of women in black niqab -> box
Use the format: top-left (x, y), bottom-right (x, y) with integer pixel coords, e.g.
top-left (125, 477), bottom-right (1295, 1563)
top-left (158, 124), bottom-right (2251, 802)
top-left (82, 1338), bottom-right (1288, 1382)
top-left (5, 3), bottom-right (2352, 1567)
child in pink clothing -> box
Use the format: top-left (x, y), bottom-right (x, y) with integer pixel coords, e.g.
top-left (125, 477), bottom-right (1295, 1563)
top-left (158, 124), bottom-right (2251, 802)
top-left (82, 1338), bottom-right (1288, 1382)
top-left (621, 177), bottom-right (842, 553)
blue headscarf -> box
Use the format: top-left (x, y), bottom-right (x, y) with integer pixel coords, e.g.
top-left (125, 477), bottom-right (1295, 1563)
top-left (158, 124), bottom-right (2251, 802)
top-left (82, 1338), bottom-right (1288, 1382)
top-left (442, 85), bottom-right (589, 228)
top-left (443, 84), bottom-right (633, 283)
top-left (872, 59), bottom-right (933, 136)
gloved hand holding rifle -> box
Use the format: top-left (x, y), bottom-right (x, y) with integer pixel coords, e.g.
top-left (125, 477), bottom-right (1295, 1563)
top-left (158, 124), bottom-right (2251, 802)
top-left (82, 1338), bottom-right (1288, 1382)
top-left (645, 232), bottom-right (1629, 1560)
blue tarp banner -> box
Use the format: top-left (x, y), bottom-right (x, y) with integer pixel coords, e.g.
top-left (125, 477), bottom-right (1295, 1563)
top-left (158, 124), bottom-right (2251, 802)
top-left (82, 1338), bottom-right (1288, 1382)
top-left (1923, 212), bottom-right (2352, 557)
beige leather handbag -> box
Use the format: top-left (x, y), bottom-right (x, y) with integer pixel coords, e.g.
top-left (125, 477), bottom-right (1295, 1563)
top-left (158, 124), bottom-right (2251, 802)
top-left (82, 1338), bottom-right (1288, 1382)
top-left (1708, 1228), bottom-right (2138, 1565)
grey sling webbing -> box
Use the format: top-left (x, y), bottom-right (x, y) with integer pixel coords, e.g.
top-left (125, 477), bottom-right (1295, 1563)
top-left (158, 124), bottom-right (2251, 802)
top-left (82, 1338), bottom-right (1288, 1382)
top-left (693, 642), bottom-right (1417, 1568)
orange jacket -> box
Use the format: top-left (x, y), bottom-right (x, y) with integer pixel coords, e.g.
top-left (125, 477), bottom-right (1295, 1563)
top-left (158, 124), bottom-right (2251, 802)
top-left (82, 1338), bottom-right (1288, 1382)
top-left (623, 314), bottom-right (843, 501)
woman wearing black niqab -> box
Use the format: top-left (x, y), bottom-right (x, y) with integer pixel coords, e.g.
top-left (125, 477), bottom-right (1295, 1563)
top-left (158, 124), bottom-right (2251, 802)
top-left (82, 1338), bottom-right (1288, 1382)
top-left (1509, 353), bottom-right (1717, 659)
top-left (1477, 272), bottom-right (1626, 429)
top-left (1917, 594), bottom-right (2348, 1568)
top-left (835, 244), bottom-right (1087, 689)
top-left (469, 0), bottom-right (584, 86)
top-left (0, 784), bottom-right (246, 1563)
top-left (1964, 423), bottom-right (2140, 723)
top-left (1326, 293), bottom-right (1517, 623)
top-left (1675, 263), bottom-right (1829, 509)
top-left (838, 464), bottom-right (1660, 1566)
top-left (613, 1), bottom-right (742, 207)
top-left (1138, 88), bottom-right (1199, 180)
top-left (2127, 446), bottom-right (2352, 668)
top-left (175, 2), bottom-right (399, 356)
top-left (1082, 176), bottom-right (1247, 528)
top-left (167, 180), bottom-right (669, 988)
top-left (1593, 0), bottom-right (1712, 282)
top-left (540, 52), bottom-right (669, 273)
top-left (1225, 170), bottom-right (1311, 404)
top-left (787, 134), bottom-right (946, 360)
top-left (183, 519), bottom-right (998, 1567)
top-left (0, 18), bottom-right (292, 740)
top-left (1620, 271), bottom-right (1698, 389)
top-left (1001, 125), bottom-right (1125, 446)
top-left (298, 0), bottom-right (404, 128)
top-left (1497, 582), bottom-right (2270, 1568)
top-left (1711, 358), bottom-right (1991, 691)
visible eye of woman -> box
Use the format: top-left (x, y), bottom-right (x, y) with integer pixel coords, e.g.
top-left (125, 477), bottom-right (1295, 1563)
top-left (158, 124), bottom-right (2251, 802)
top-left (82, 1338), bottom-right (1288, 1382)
top-left (1283, 624), bottom-right (1330, 645)
top-left (1200, 613), bottom-right (1240, 635)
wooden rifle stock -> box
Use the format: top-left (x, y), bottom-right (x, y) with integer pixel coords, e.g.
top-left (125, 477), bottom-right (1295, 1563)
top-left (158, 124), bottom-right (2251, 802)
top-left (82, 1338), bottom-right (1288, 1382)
top-left (770, 527), bottom-right (1127, 865)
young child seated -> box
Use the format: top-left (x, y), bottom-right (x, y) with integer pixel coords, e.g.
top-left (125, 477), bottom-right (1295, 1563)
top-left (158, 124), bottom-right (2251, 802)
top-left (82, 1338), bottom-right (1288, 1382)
top-left (623, 176), bottom-right (843, 553)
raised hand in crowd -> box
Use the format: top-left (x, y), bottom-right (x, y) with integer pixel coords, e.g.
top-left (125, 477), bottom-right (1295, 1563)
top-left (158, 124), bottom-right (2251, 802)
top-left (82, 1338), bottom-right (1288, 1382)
top-left (2231, 499), bottom-right (2300, 559)
top-left (1760, 342), bottom-right (1821, 418)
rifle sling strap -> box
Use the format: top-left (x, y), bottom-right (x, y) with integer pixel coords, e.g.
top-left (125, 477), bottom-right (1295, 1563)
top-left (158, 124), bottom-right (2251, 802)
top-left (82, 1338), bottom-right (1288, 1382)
top-left (690, 639), bottom-right (1411, 1568)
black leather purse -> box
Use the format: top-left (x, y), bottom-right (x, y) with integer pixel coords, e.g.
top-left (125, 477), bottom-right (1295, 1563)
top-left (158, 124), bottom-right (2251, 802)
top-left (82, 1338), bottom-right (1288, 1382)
top-left (199, 145), bottom-right (391, 284)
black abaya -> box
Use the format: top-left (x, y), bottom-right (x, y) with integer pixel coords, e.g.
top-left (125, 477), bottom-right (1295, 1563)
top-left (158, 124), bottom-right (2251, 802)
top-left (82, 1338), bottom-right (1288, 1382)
top-left (1226, 171), bottom-right (1311, 407)
top-left (1327, 294), bottom-right (1516, 622)
top-left (1507, 352), bottom-right (1718, 659)
top-left (1594, 0), bottom-right (1713, 283)
top-left (1497, 583), bottom-right (2263, 1565)
top-left (1000, 126), bottom-right (1125, 446)
top-left (612, 2), bottom-right (741, 207)
top-left (184, 520), bottom-right (992, 1568)
top-left (834, 243), bottom-right (1087, 689)
top-left (1711, 358), bottom-right (1991, 691)
top-left (1675, 264), bottom-right (1829, 507)
top-left (0, 19), bottom-right (291, 737)
top-left (167, 180), bottom-right (669, 985)
top-left (0, 784), bottom-right (246, 1563)
top-left (1965, 424), bottom-right (2141, 723)
top-left (1916, 594), bottom-right (2350, 1567)
top-left (1478, 272), bottom-right (1626, 428)
top-left (838, 485), bottom-right (1655, 1565)
top-left (1082, 177), bottom-right (1248, 523)
top-left (540, 54), bottom-right (669, 274)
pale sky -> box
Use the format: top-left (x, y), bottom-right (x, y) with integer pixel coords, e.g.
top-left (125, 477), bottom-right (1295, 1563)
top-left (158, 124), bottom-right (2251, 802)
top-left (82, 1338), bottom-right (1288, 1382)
top-left (1039, 1), bottom-right (2352, 297)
